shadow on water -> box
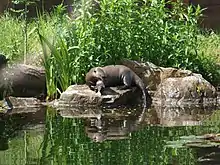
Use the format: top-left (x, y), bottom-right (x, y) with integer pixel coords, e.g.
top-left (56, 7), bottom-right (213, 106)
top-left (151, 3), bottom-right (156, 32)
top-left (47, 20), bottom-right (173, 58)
top-left (0, 105), bottom-right (220, 164)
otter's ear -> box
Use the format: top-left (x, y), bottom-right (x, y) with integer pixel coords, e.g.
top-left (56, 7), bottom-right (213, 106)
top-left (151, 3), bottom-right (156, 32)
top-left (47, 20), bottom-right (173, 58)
top-left (95, 67), bottom-right (102, 72)
top-left (96, 67), bottom-right (107, 77)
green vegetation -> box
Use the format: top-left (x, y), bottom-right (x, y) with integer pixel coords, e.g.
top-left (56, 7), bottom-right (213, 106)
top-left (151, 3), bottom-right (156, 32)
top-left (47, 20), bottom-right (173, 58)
top-left (0, 0), bottom-right (220, 98)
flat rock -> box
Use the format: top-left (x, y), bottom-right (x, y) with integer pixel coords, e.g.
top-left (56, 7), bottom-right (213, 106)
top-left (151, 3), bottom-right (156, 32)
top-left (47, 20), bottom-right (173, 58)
top-left (53, 84), bottom-right (143, 108)
top-left (0, 96), bottom-right (46, 114)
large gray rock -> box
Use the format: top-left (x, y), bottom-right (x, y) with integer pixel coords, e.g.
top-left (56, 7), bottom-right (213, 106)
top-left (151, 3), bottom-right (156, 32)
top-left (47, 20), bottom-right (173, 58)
top-left (153, 74), bottom-right (217, 106)
top-left (0, 64), bottom-right (46, 100)
top-left (121, 59), bottom-right (217, 106)
top-left (121, 59), bottom-right (193, 91)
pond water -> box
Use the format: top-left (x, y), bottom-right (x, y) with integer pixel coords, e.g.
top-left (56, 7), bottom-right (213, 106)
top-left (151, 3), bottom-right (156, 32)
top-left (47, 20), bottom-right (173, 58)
top-left (0, 105), bottom-right (220, 165)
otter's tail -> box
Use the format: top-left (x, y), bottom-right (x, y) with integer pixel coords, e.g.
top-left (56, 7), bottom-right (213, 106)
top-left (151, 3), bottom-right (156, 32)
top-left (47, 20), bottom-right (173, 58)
top-left (134, 74), bottom-right (147, 108)
top-left (134, 74), bottom-right (149, 123)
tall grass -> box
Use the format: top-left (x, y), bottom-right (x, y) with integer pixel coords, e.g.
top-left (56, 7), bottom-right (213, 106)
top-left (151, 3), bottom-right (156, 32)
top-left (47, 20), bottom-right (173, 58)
top-left (0, 12), bottom-right (58, 65)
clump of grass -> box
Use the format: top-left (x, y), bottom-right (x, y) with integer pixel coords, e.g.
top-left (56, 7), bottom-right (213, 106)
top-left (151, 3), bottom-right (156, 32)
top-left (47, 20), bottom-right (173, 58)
top-left (196, 32), bottom-right (220, 85)
top-left (197, 32), bottom-right (220, 62)
top-left (0, 11), bottom-right (60, 66)
top-left (0, 13), bottom-right (24, 61)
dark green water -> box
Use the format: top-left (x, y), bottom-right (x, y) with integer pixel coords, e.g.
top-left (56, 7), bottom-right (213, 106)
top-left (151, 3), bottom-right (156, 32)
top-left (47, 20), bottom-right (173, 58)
top-left (0, 106), bottom-right (220, 165)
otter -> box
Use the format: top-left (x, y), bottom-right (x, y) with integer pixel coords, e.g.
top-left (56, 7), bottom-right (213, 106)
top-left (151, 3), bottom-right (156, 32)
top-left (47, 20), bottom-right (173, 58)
top-left (85, 65), bottom-right (148, 109)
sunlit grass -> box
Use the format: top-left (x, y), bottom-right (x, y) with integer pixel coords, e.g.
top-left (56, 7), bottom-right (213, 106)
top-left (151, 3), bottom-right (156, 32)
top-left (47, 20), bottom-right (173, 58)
top-left (198, 32), bottom-right (220, 63)
top-left (0, 13), bottom-right (58, 66)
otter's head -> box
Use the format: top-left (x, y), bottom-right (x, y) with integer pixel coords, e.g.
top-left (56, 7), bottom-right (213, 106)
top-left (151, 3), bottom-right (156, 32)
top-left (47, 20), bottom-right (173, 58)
top-left (93, 67), bottom-right (106, 79)
top-left (85, 67), bottom-right (106, 87)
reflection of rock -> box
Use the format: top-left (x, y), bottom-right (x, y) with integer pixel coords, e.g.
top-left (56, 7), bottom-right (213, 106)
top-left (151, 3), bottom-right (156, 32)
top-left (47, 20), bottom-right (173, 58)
top-left (0, 64), bottom-right (46, 100)
top-left (54, 84), bottom-right (144, 108)
top-left (0, 107), bottom-right (46, 151)
top-left (57, 107), bottom-right (153, 142)
top-left (2, 96), bottom-right (45, 110)
top-left (85, 114), bottom-right (142, 142)
top-left (153, 105), bottom-right (215, 127)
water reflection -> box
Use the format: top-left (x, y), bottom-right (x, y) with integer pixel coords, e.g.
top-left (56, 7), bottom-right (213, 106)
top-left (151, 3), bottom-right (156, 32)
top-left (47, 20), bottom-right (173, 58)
top-left (197, 147), bottom-right (220, 165)
top-left (85, 113), bottom-right (142, 142)
top-left (0, 105), bottom-right (219, 164)
top-left (154, 105), bottom-right (216, 127)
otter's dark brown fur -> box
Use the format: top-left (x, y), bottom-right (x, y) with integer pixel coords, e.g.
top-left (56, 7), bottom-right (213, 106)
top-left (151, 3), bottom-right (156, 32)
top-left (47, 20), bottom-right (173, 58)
top-left (85, 65), bottom-right (147, 109)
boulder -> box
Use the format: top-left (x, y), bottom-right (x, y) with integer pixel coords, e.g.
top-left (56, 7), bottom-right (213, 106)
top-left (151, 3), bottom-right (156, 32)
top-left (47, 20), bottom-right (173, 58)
top-left (53, 84), bottom-right (145, 108)
top-left (0, 64), bottom-right (46, 100)
top-left (121, 59), bottom-right (193, 91)
top-left (55, 60), bottom-right (217, 109)
top-left (121, 59), bottom-right (217, 106)
top-left (0, 96), bottom-right (46, 114)
top-left (153, 74), bottom-right (217, 106)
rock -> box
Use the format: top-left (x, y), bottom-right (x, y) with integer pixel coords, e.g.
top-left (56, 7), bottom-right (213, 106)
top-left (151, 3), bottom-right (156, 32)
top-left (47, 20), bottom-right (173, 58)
top-left (53, 84), bottom-right (144, 108)
top-left (1, 96), bottom-right (45, 110)
top-left (55, 60), bottom-right (217, 109)
top-left (121, 59), bottom-right (217, 106)
top-left (153, 74), bottom-right (217, 106)
top-left (0, 64), bottom-right (46, 100)
top-left (121, 59), bottom-right (162, 91)
top-left (121, 59), bottom-right (193, 91)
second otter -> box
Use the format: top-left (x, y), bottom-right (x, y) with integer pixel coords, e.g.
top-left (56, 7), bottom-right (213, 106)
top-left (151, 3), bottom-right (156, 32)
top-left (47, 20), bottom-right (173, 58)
top-left (85, 65), bottom-right (148, 109)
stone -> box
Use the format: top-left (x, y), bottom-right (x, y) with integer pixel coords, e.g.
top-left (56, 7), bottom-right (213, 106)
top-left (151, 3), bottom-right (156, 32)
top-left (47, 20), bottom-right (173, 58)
top-left (55, 60), bottom-right (217, 109)
top-left (0, 64), bottom-right (46, 100)
top-left (53, 84), bottom-right (143, 108)
top-left (153, 74), bottom-right (217, 106)
top-left (121, 59), bottom-right (217, 106)
top-left (121, 59), bottom-right (193, 91)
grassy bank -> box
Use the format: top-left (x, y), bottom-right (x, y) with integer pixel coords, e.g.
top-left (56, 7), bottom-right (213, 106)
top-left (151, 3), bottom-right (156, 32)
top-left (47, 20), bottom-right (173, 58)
top-left (0, 0), bottom-right (220, 98)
